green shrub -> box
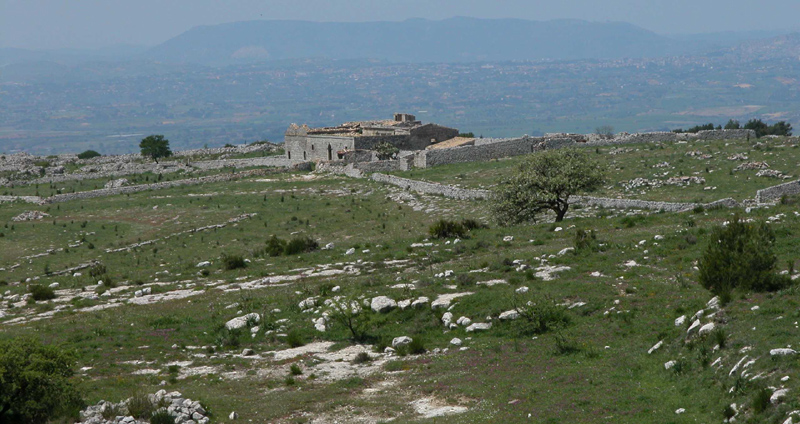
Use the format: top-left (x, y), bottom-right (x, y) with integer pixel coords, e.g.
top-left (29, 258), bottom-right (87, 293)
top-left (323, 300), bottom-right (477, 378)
top-left (284, 236), bottom-right (319, 255)
top-left (351, 352), bottom-right (372, 364)
top-left (101, 403), bottom-right (124, 420)
top-left (76, 150), bottom-right (102, 160)
top-left (285, 330), bottom-right (305, 348)
top-left (127, 394), bottom-right (156, 419)
top-left (0, 338), bottom-right (83, 424)
top-left (513, 296), bottom-right (571, 335)
top-left (752, 387), bottom-right (771, 414)
top-left (150, 410), bottom-right (175, 424)
top-left (407, 338), bottom-right (426, 355)
top-left (460, 219), bottom-right (488, 231)
top-left (289, 364), bottom-right (303, 375)
top-left (573, 229), bottom-right (597, 251)
top-left (699, 215), bottom-right (792, 299)
top-left (88, 263), bottom-right (107, 279)
top-left (221, 253), bottom-right (246, 270)
top-left (264, 235), bottom-right (286, 256)
top-left (28, 284), bottom-right (56, 301)
top-left (428, 219), bottom-right (467, 239)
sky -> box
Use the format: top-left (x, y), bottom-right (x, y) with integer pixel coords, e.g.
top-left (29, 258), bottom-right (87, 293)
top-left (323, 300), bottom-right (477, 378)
top-left (2, 0), bottom-right (799, 50)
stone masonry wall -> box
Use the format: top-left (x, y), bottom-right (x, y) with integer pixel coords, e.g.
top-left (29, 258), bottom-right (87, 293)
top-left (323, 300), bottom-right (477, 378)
top-left (755, 180), bottom-right (800, 203)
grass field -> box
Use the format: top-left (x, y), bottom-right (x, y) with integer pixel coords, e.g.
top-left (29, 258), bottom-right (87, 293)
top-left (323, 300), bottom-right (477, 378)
top-left (394, 136), bottom-right (800, 203)
top-left (2, 141), bottom-right (800, 423)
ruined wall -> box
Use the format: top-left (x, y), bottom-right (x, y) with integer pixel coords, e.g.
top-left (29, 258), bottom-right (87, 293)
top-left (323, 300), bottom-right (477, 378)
top-left (42, 168), bottom-right (291, 204)
top-left (352, 135), bottom-right (410, 151)
top-left (417, 136), bottom-right (546, 167)
top-left (755, 180), bottom-right (800, 203)
top-left (369, 173), bottom-right (491, 200)
top-left (189, 157), bottom-right (300, 170)
top-left (694, 129), bottom-right (756, 141)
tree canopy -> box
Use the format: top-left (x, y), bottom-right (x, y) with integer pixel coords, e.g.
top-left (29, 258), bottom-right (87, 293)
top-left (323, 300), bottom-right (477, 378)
top-left (0, 338), bottom-right (83, 424)
top-left (492, 148), bottom-right (605, 224)
top-left (139, 135), bottom-right (172, 163)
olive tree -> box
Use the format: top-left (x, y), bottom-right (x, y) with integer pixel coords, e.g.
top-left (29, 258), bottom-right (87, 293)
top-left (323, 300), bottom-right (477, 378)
top-left (139, 135), bottom-right (172, 163)
top-left (492, 148), bottom-right (604, 224)
top-left (374, 142), bottom-right (399, 160)
top-left (0, 338), bottom-right (83, 423)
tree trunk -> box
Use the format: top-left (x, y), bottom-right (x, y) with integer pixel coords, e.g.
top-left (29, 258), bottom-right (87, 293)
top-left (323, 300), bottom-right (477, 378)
top-left (555, 204), bottom-right (568, 222)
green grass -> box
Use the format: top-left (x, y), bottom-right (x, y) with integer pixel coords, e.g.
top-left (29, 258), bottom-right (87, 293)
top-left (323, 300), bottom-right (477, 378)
top-left (392, 136), bottom-right (800, 203)
top-left (2, 148), bottom-right (800, 423)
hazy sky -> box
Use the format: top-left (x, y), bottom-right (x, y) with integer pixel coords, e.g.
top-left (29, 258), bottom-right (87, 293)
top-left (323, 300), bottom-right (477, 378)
top-left (2, 0), bottom-right (799, 50)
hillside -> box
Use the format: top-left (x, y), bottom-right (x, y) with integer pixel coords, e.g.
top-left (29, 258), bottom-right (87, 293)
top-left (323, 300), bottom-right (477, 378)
top-left (2, 135), bottom-right (800, 423)
top-left (144, 17), bottom-right (690, 65)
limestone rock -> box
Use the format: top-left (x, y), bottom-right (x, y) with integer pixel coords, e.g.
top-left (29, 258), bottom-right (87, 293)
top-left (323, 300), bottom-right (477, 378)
top-left (225, 313), bottom-right (260, 331)
top-left (465, 322), bottom-right (492, 332)
top-left (370, 296), bottom-right (397, 313)
top-left (392, 336), bottom-right (413, 347)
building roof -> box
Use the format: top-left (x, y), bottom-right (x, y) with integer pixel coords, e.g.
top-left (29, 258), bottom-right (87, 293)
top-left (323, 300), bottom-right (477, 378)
top-left (426, 137), bottom-right (476, 150)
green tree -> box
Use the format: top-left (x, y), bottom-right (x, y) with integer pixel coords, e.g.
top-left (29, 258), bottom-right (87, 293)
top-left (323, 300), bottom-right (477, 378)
top-left (374, 142), bottom-right (399, 160)
top-left (492, 148), bottom-right (605, 224)
top-left (139, 135), bottom-right (172, 163)
top-left (76, 150), bottom-right (101, 160)
top-left (595, 125), bottom-right (615, 138)
top-left (744, 119), bottom-right (768, 137)
top-left (0, 338), bottom-right (83, 423)
top-left (699, 215), bottom-right (791, 302)
top-left (724, 119), bottom-right (740, 130)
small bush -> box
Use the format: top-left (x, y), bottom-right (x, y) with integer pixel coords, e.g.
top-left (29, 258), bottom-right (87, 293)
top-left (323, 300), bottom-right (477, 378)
top-left (221, 253), bottom-right (246, 270)
top-left (407, 338), bottom-right (426, 355)
top-left (699, 215), bottom-right (792, 298)
top-left (289, 364), bottom-right (303, 375)
top-left (573, 229), bottom-right (597, 251)
top-left (101, 403), bottom-right (125, 420)
top-left (215, 328), bottom-right (242, 350)
top-left (284, 236), bottom-right (319, 255)
top-left (553, 333), bottom-right (581, 356)
top-left (752, 387), bottom-right (771, 414)
top-left (127, 394), bottom-right (155, 419)
top-left (150, 410), bottom-right (175, 424)
top-left (88, 263), bottom-right (107, 278)
top-left (285, 330), bottom-right (305, 348)
top-left (29, 284), bottom-right (56, 301)
top-left (460, 219), bottom-right (488, 231)
top-left (77, 150), bottom-right (102, 160)
top-left (284, 376), bottom-right (296, 386)
top-left (351, 352), bottom-right (372, 365)
top-left (428, 219), bottom-right (467, 239)
top-left (455, 274), bottom-right (476, 287)
top-left (383, 360), bottom-right (406, 372)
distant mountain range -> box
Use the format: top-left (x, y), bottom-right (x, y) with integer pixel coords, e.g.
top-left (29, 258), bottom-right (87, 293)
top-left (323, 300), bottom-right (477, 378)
top-left (1, 18), bottom-right (795, 67)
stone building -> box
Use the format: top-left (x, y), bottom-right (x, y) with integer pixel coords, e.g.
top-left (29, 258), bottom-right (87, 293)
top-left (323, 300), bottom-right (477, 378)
top-left (284, 113), bottom-right (458, 161)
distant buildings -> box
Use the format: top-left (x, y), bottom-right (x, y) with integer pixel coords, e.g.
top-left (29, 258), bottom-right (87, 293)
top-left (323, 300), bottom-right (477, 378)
top-left (284, 113), bottom-right (458, 161)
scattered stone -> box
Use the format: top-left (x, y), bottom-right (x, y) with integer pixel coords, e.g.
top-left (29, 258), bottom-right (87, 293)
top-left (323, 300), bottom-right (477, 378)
top-left (411, 296), bottom-right (430, 309)
top-left (557, 247), bottom-right (575, 256)
top-left (503, 236), bottom-right (513, 242)
top-left (648, 340), bottom-right (663, 354)
top-left (392, 336), bottom-right (413, 347)
top-left (450, 338), bottom-right (462, 346)
top-left (465, 322), bottom-right (492, 332)
top-left (771, 348), bottom-right (797, 356)
top-left (477, 279), bottom-right (507, 287)
top-left (224, 313), bottom-right (260, 331)
top-left (686, 319), bottom-right (701, 335)
top-left (196, 261), bottom-right (211, 267)
top-left (431, 292), bottom-right (473, 309)
top-left (515, 286), bottom-right (529, 294)
top-left (442, 312), bottom-right (454, 327)
top-left (772, 389), bottom-right (789, 404)
top-left (675, 408), bottom-right (685, 414)
top-left (498, 310), bottom-right (520, 321)
top-left (664, 360), bottom-right (677, 370)
top-left (345, 248), bottom-right (355, 255)
top-left (241, 348), bottom-right (255, 356)
top-left (229, 411), bottom-right (239, 420)
top-left (675, 315), bottom-right (686, 327)
top-left (12, 211), bottom-right (49, 221)
top-left (370, 296), bottom-right (397, 313)
top-left (698, 322), bottom-right (716, 336)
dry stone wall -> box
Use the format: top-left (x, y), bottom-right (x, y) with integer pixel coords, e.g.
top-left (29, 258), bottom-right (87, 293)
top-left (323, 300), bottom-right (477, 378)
top-left (755, 180), bottom-right (800, 203)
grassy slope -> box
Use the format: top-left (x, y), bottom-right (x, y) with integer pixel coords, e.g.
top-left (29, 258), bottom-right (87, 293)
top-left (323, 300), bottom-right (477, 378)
top-left (1, 143), bottom-right (800, 423)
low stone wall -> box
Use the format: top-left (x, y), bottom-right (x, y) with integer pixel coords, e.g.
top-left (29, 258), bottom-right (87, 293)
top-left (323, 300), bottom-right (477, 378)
top-left (353, 160), bottom-right (408, 173)
top-left (369, 174), bottom-right (491, 200)
top-left (0, 195), bottom-right (44, 204)
top-left (755, 180), bottom-right (800, 203)
top-left (417, 136), bottom-right (546, 167)
top-left (41, 168), bottom-right (282, 204)
top-left (694, 129), bottom-right (756, 141)
top-left (189, 157), bottom-right (301, 170)
top-left (571, 195), bottom-right (697, 212)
